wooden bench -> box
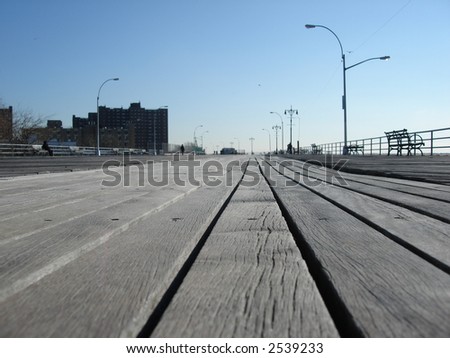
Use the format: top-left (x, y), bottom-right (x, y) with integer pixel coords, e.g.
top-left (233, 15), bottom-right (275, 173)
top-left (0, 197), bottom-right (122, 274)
top-left (347, 144), bottom-right (364, 155)
top-left (385, 129), bottom-right (424, 156)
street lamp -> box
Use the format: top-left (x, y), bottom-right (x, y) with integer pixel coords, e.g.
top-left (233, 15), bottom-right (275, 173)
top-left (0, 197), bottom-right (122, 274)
top-left (262, 128), bottom-right (271, 153)
top-left (270, 112), bottom-right (284, 151)
top-left (284, 106), bottom-right (298, 154)
top-left (249, 137), bottom-right (255, 155)
top-left (97, 77), bottom-right (119, 156)
top-left (305, 24), bottom-right (389, 154)
top-left (193, 124), bottom-right (203, 154)
top-left (272, 125), bottom-right (281, 154)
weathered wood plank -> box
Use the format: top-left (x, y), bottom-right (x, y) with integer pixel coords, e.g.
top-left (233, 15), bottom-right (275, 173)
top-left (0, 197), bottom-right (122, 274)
top-left (297, 160), bottom-right (450, 202)
top-left (0, 157), bottom-right (236, 294)
top-left (0, 158), bottom-right (208, 240)
top-left (292, 154), bottom-right (450, 185)
top-left (152, 165), bottom-right (338, 337)
top-left (276, 159), bottom-right (450, 223)
top-left (0, 160), bottom-right (246, 337)
top-left (265, 166), bottom-right (450, 337)
top-left (281, 157), bottom-right (450, 193)
top-left (271, 161), bottom-right (450, 270)
top-left (0, 185), bottom-right (195, 293)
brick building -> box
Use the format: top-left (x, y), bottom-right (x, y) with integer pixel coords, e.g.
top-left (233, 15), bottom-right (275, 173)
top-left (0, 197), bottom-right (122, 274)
top-left (0, 106), bottom-right (13, 143)
top-left (73, 102), bottom-right (167, 151)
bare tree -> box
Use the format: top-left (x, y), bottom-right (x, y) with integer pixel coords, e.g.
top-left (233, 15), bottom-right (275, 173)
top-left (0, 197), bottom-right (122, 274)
top-left (1, 98), bottom-right (47, 143)
top-left (11, 108), bottom-right (47, 144)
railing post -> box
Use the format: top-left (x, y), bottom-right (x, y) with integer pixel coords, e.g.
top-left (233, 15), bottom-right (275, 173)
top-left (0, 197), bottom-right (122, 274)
top-left (379, 137), bottom-right (382, 155)
top-left (430, 130), bottom-right (434, 156)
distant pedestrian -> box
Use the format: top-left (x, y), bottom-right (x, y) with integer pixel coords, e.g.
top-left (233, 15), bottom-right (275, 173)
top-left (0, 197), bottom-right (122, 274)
top-left (42, 141), bottom-right (53, 156)
top-left (287, 143), bottom-right (292, 154)
top-left (180, 144), bottom-right (185, 155)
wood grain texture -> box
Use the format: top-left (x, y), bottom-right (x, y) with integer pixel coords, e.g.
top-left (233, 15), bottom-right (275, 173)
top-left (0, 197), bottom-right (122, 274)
top-left (300, 161), bottom-right (450, 202)
top-left (152, 166), bottom-right (338, 338)
top-left (290, 154), bottom-right (450, 185)
top-left (273, 161), bottom-right (450, 269)
top-left (2, 154), bottom-right (449, 338)
top-left (0, 159), bottom-right (246, 337)
top-left (268, 170), bottom-right (450, 337)
top-left (277, 159), bottom-right (450, 223)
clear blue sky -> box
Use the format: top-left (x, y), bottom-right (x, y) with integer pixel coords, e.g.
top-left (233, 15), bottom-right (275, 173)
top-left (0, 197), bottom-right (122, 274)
top-left (1, 0), bottom-right (449, 153)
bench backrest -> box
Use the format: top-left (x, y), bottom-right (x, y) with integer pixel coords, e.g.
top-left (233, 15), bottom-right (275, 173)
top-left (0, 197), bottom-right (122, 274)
top-left (385, 129), bottom-right (409, 139)
top-left (385, 129), bottom-right (411, 146)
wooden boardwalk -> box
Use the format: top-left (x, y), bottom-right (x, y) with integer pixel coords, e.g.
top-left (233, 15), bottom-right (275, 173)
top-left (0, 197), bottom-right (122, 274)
top-left (1, 155), bottom-right (449, 337)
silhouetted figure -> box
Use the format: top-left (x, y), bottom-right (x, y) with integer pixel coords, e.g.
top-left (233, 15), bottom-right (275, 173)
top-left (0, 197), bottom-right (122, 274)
top-left (180, 144), bottom-right (185, 155)
top-left (42, 141), bottom-right (53, 156)
top-left (287, 142), bottom-right (292, 154)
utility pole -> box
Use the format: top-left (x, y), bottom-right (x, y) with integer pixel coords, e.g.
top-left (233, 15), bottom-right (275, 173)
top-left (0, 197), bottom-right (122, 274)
top-left (270, 112), bottom-right (284, 152)
top-left (284, 106), bottom-right (298, 154)
top-left (272, 125), bottom-right (281, 154)
top-left (249, 137), bottom-right (255, 155)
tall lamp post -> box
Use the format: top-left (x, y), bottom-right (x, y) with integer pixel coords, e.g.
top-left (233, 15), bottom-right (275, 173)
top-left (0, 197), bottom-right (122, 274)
top-left (270, 112), bottom-right (284, 151)
top-left (249, 137), bottom-right (255, 155)
top-left (262, 128), bottom-right (271, 154)
top-left (97, 77), bottom-right (119, 156)
top-left (305, 24), bottom-right (389, 154)
top-left (284, 106), bottom-right (298, 154)
top-left (272, 125), bottom-right (281, 154)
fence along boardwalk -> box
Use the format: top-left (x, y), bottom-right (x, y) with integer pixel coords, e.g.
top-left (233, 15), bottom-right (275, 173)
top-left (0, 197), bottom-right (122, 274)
top-left (1, 155), bottom-right (449, 337)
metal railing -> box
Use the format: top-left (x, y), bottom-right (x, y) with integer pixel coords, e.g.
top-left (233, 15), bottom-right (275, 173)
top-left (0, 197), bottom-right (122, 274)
top-left (301, 127), bottom-right (450, 156)
top-left (0, 143), bottom-right (150, 156)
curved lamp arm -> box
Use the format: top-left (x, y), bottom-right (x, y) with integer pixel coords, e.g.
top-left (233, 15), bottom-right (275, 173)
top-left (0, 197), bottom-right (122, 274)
top-left (305, 24), bottom-right (344, 58)
top-left (346, 56), bottom-right (390, 71)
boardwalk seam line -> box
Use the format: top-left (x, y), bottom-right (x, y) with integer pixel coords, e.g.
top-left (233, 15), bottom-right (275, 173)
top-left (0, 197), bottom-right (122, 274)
top-left (279, 160), bottom-right (450, 224)
top-left (271, 159), bottom-right (450, 275)
top-left (136, 160), bottom-right (249, 338)
top-left (258, 158), bottom-right (363, 338)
